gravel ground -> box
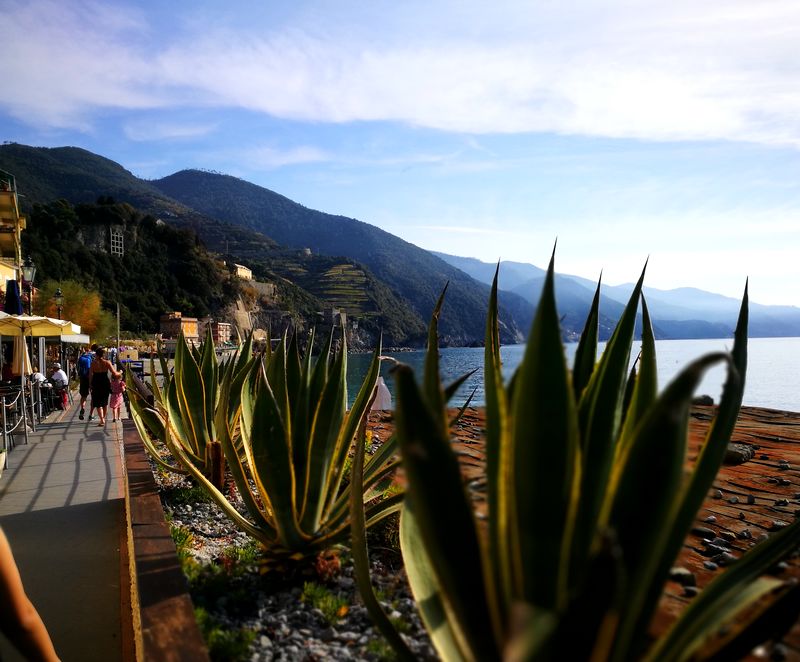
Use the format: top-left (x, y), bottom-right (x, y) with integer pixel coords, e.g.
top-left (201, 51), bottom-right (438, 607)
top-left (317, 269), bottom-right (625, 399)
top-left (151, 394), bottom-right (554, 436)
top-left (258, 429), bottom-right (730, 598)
top-left (157, 468), bottom-right (437, 661)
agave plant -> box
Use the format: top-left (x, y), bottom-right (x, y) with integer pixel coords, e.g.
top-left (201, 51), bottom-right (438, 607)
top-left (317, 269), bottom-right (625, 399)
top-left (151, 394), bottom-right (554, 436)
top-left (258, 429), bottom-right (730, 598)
top-left (129, 329), bottom-right (255, 489)
top-left (166, 328), bottom-right (404, 561)
top-left (354, 251), bottom-right (800, 661)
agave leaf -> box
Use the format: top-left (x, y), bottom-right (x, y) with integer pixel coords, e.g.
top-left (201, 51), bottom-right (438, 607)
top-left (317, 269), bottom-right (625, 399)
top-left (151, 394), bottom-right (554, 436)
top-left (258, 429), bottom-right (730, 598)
top-left (173, 332), bottom-right (212, 454)
top-left (128, 398), bottom-right (187, 474)
top-left (232, 333), bottom-right (254, 377)
top-left (165, 378), bottom-right (196, 455)
top-left (504, 607), bottom-right (558, 662)
top-left (323, 336), bottom-right (383, 517)
top-left (325, 434), bottom-right (401, 526)
top-left (394, 363), bottom-right (499, 660)
top-left (349, 413), bottom-right (416, 661)
top-left (571, 263), bottom-right (646, 582)
top-left (685, 580), bottom-right (800, 662)
top-left (509, 250), bottom-right (578, 610)
top-left (165, 416), bottom-right (268, 543)
top-left (616, 295), bottom-right (658, 460)
top-left (400, 502), bottom-right (479, 662)
top-left (148, 354), bottom-right (166, 407)
top-left (444, 368), bottom-right (478, 404)
top-left (266, 332), bottom-right (290, 429)
top-left (449, 388), bottom-right (477, 427)
top-left (156, 339), bottom-right (170, 391)
top-left (484, 263), bottom-right (512, 619)
top-left (288, 333), bottom-right (311, 507)
top-left (300, 340), bottom-right (348, 531)
top-left (572, 275), bottom-right (601, 402)
top-left (423, 285), bottom-right (449, 434)
top-left (199, 327), bottom-right (218, 429)
top-left (248, 372), bottom-right (307, 549)
top-left (627, 285), bottom-right (749, 648)
top-left (607, 352), bottom-right (733, 661)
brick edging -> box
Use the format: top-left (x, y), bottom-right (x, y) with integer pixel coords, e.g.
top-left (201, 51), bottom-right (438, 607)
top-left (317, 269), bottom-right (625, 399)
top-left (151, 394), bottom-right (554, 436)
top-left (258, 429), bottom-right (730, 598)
top-left (121, 419), bottom-right (210, 661)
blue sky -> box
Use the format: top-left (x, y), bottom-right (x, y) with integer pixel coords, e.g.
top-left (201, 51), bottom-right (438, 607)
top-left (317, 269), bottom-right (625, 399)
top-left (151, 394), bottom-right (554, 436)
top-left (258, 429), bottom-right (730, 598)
top-left (2, 0), bottom-right (800, 306)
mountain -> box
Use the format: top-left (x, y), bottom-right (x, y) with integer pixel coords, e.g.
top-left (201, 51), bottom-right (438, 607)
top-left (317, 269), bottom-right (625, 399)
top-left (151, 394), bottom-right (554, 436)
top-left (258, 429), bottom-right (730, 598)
top-left (0, 144), bottom-right (533, 345)
top-left (434, 252), bottom-right (800, 339)
top-left (151, 169), bottom-right (533, 345)
top-left (430, 252), bottom-right (545, 291)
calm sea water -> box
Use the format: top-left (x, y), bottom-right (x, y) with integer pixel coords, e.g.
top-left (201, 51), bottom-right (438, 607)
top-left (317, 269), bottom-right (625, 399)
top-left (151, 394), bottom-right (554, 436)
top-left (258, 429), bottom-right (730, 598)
top-left (347, 337), bottom-right (800, 412)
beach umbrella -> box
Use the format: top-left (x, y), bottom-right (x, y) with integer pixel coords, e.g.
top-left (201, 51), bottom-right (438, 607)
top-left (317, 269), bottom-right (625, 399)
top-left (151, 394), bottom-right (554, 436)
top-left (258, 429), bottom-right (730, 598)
top-left (3, 280), bottom-right (23, 315)
top-left (0, 313), bottom-right (80, 337)
top-left (11, 334), bottom-right (31, 377)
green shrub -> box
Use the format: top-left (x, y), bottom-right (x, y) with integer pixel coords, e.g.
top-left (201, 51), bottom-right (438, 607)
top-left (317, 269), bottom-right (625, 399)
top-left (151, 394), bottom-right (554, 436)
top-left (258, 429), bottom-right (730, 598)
top-left (195, 607), bottom-right (255, 662)
top-left (301, 581), bottom-right (349, 624)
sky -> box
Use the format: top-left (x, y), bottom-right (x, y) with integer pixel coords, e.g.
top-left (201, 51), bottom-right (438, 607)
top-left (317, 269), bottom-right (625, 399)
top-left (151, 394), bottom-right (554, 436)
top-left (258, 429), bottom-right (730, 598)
top-left (2, 0), bottom-right (799, 306)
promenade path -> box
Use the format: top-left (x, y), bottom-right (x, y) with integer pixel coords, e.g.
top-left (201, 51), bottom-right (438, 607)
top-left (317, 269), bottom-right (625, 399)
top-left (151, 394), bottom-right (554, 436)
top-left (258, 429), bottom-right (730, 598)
top-left (0, 396), bottom-right (133, 662)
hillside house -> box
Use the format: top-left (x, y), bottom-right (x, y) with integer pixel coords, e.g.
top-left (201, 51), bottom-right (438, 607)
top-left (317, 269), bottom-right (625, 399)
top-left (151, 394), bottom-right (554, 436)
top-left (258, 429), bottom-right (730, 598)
top-left (234, 263), bottom-right (252, 280)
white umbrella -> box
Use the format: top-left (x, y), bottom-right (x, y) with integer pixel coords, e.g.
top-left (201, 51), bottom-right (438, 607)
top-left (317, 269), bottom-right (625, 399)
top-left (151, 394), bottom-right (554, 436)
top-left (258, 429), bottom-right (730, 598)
top-left (0, 313), bottom-right (80, 337)
top-left (0, 314), bottom-right (82, 431)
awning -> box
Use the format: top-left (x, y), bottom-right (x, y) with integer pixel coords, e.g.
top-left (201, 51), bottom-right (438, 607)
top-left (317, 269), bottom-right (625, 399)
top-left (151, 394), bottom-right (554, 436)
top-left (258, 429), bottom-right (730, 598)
top-left (61, 334), bottom-right (90, 345)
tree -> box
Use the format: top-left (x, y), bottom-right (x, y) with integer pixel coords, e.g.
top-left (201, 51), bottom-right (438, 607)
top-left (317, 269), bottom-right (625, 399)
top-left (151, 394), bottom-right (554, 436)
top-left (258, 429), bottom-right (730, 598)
top-left (35, 280), bottom-right (114, 340)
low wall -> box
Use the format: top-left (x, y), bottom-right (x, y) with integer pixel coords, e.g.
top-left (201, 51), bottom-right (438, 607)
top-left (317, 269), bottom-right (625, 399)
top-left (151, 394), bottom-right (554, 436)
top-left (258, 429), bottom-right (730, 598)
top-left (121, 419), bottom-right (209, 661)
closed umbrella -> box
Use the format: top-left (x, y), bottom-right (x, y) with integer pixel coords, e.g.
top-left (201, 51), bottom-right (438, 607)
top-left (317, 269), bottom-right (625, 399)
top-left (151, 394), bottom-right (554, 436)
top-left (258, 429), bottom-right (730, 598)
top-left (11, 335), bottom-right (31, 377)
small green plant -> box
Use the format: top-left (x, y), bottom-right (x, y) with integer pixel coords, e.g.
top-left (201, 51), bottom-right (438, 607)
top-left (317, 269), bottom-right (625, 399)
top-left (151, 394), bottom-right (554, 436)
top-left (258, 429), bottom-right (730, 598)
top-left (366, 637), bottom-right (398, 661)
top-left (195, 606), bottom-right (256, 662)
top-left (301, 581), bottom-right (350, 624)
top-left (166, 483), bottom-right (214, 506)
top-left (353, 252), bottom-right (800, 661)
top-left (170, 524), bottom-right (194, 563)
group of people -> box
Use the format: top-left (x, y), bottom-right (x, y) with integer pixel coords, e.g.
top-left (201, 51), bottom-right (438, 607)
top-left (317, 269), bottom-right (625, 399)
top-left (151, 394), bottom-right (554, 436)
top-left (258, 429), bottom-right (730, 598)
top-left (76, 345), bottom-right (126, 426)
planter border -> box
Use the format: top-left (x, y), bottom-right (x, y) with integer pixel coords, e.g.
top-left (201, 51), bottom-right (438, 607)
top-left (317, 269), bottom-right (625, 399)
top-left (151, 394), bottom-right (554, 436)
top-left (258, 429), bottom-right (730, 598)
top-left (121, 418), bottom-right (210, 661)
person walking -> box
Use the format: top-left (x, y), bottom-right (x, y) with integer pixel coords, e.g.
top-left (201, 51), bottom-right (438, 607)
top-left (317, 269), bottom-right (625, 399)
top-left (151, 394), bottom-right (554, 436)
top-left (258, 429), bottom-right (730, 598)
top-left (76, 347), bottom-right (93, 420)
top-left (89, 347), bottom-right (120, 427)
top-left (109, 373), bottom-right (126, 423)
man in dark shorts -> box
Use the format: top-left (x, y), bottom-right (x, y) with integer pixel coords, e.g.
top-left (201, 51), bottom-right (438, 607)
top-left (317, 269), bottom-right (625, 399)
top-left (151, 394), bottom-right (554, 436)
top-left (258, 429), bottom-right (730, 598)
top-left (76, 345), bottom-right (95, 420)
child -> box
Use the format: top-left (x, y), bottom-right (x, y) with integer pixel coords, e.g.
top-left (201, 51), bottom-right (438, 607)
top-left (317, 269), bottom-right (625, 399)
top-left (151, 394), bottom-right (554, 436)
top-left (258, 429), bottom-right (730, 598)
top-left (109, 373), bottom-right (126, 423)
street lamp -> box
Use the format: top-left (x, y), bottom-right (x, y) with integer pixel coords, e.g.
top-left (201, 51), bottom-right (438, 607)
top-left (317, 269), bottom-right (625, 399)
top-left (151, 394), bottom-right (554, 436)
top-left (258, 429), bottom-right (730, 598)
top-left (21, 256), bottom-right (36, 315)
top-left (53, 288), bottom-right (64, 320)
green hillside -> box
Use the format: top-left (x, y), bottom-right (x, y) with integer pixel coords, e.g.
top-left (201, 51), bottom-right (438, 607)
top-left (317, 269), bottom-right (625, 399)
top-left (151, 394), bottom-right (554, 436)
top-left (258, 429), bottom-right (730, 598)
top-left (0, 144), bottom-right (532, 345)
top-left (0, 145), bottom-right (432, 344)
top-left (152, 169), bottom-right (531, 344)
top-left (21, 199), bottom-right (236, 332)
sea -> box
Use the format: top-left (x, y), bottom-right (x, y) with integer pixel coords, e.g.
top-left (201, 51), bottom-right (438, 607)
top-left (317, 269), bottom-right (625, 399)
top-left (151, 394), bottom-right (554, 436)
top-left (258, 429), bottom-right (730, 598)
top-left (347, 337), bottom-right (800, 413)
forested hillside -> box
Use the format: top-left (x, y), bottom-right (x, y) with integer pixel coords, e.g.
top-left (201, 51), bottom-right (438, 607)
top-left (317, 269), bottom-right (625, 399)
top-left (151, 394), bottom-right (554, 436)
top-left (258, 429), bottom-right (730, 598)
top-left (22, 199), bottom-right (237, 332)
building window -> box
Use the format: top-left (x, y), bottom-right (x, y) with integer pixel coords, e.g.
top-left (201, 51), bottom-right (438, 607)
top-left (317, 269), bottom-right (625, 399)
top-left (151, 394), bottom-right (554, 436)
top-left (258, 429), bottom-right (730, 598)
top-left (110, 228), bottom-right (124, 256)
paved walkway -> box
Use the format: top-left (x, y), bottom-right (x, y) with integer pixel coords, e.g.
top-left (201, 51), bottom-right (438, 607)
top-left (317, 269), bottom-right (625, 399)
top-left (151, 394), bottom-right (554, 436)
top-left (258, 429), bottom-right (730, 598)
top-left (0, 395), bottom-right (131, 662)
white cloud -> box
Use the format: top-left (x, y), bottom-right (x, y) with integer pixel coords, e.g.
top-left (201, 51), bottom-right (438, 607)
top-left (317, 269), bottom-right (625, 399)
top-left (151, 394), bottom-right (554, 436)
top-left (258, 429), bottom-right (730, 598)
top-left (123, 121), bottom-right (218, 141)
top-left (4, 0), bottom-right (800, 146)
top-left (242, 145), bottom-right (330, 169)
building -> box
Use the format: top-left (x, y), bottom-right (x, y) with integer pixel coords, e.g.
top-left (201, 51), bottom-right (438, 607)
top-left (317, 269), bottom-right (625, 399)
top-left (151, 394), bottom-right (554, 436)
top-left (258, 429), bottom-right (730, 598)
top-left (234, 263), bottom-right (253, 280)
top-left (0, 170), bottom-right (25, 284)
top-left (207, 321), bottom-right (233, 345)
top-left (159, 312), bottom-right (199, 344)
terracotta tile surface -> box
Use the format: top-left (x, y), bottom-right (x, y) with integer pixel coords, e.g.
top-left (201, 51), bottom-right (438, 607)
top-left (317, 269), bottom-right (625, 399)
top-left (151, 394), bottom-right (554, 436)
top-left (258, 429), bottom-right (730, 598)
top-left (368, 405), bottom-right (800, 658)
